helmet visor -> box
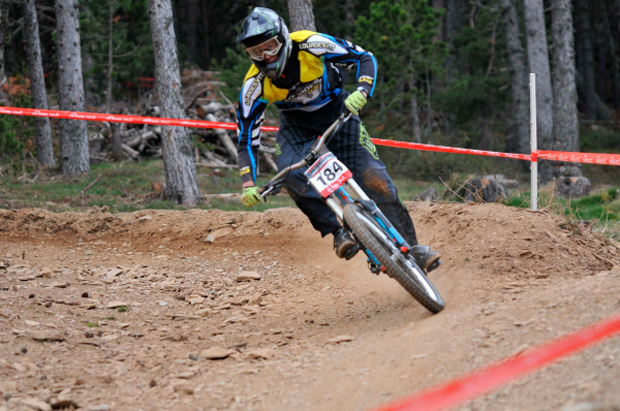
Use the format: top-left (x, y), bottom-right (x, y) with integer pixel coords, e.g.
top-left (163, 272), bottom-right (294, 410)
top-left (244, 36), bottom-right (283, 61)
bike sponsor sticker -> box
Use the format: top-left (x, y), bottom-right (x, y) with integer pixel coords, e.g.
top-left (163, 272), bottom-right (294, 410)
top-left (305, 153), bottom-right (352, 197)
top-left (285, 79), bottom-right (322, 104)
top-left (299, 41), bottom-right (336, 51)
top-left (359, 75), bottom-right (374, 85)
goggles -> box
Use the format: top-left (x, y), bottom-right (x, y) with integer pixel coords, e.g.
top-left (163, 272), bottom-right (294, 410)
top-left (245, 36), bottom-right (283, 61)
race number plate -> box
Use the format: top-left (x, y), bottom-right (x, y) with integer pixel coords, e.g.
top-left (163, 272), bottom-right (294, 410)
top-left (305, 153), bottom-right (352, 198)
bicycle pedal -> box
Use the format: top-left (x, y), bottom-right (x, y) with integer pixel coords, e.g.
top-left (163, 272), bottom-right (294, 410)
top-left (343, 244), bottom-right (359, 260)
top-left (427, 259), bottom-right (441, 273)
top-left (367, 260), bottom-right (381, 275)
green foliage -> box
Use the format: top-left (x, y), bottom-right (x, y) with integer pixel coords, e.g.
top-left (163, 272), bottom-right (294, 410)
top-left (314, 0), bottom-right (374, 38)
top-left (505, 187), bottom-right (620, 240)
top-left (356, 0), bottom-right (444, 74)
top-left (571, 188), bottom-right (619, 221)
top-left (430, 2), bottom-right (511, 145)
top-left (580, 124), bottom-right (620, 152)
top-left (0, 112), bottom-right (25, 158)
top-left (365, 113), bottom-right (515, 181)
top-left (212, 47), bottom-right (251, 104)
top-left (433, 75), bottom-right (508, 127)
top-left (355, 0), bottom-right (445, 136)
top-left (450, 19), bottom-right (500, 76)
top-left (80, 0), bottom-right (153, 103)
top-left (0, 93), bottom-right (35, 160)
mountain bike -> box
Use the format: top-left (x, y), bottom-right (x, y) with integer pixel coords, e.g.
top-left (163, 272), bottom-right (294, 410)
top-left (259, 113), bottom-right (444, 314)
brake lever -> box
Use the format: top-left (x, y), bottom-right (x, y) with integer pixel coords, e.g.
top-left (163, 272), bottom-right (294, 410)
top-left (259, 184), bottom-right (272, 198)
top-left (259, 181), bottom-right (282, 199)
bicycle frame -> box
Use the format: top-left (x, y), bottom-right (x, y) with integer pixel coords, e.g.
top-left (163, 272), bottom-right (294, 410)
top-left (259, 113), bottom-right (352, 199)
top-left (259, 113), bottom-right (413, 267)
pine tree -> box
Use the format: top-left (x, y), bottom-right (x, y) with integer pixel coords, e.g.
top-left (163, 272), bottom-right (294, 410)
top-left (80, 0), bottom-right (152, 107)
top-left (148, 0), bottom-right (200, 207)
top-left (23, 0), bottom-right (55, 168)
top-left (356, 0), bottom-right (445, 142)
top-left (56, 0), bottom-right (90, 176)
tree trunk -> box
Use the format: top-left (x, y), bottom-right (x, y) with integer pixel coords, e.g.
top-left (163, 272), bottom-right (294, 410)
top-left (523, 0), bottom-right (553, 184)
top-left (105, 0), bottom-right (114, 113)
top-left (550, 0), bottom-right (578, 152)
top-left (287, 0), bottom-right (316, 32)
top-left (602, 1), bottom-right (620, 110)
top-left (408, 73), bottom-right (421, 143)
top-left (344, 0), bottom-right (355, 29)
top-left (442, 0), bottom-right (466, 84)
top-left (186, 0), bottom-right (199, 62)
top-left (500, 0), bottom-right (529, 158)
top-left (176, 0), bottom-right (201, 66)
top-left (148, 0), bottom-right (200, 207)
top-left (23, 0), bottom-right (55, 169)
top-left (574, 0), bottom-right (598, 120)
top-left (0, 0), bottom-right (9, 85)
top-left (105, 0), bottom-right (123, 162)
top-left (111, 123), bottom-right (122, 161)
top-left (593, 0), bottom-right (609, 105)
top-left (55, 0), bottom-right (90, 176)
top-left (550, 0), bottom-right (581, 178)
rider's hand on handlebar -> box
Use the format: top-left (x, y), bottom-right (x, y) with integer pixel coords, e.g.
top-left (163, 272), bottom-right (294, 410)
top-left (344, 90), bottom-right (367, 116)
top-left (241, 186), bottom-right (265, 208)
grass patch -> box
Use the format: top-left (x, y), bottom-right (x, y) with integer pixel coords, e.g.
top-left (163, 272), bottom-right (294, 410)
top-left (505, 187), bottom-right (620, 240)
top-left (0, 160), bottom-right (164, 211)
top-left (1, 158), bottom-right (619, 240)
top-left (0, 158), bottom-right (298, 212)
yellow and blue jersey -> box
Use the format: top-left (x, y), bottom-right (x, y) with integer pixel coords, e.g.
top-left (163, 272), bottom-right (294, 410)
top-left (236, 31), bottom-right (377, 184)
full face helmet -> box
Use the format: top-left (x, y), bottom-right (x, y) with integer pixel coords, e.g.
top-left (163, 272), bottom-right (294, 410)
top-left (237, 7), bottom-right (292, 80)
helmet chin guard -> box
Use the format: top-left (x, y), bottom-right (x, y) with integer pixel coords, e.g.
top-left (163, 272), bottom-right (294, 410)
top-left (237, 7), bottom-right (292, 80)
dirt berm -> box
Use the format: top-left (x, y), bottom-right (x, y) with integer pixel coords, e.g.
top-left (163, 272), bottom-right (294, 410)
top-left (1, 202), bottom-right (619, 410)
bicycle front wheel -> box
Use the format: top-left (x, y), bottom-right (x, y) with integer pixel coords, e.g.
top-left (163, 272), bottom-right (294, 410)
top-left (343, 203), bottom-right (444, 314)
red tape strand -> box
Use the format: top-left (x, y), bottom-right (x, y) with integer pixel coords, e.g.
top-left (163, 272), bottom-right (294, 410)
top-left (1, 106), bottom-right (619, 166)
top-left (375, 311), bottom-right (620, 411)
top-left (371, 138), bottom-right (532, 161)
top-left (538, 150), bottom-right (620, 166)
top-left (0, 106), bottom-right (279, 133)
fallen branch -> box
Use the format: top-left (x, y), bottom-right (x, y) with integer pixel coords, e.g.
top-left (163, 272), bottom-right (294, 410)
top-left (122, 144), bottom-right (140, 160)
top-left (81, 177), bottom-right (101, 194)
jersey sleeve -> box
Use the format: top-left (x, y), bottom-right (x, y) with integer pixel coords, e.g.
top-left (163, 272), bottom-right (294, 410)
top-left (294, 32), bottom-right (377, 98)
top-left (236, 69), bottom-right (268, 185)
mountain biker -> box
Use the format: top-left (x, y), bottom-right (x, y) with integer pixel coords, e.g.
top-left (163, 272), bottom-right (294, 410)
top-left (235, 7), bottom-right (441, 272)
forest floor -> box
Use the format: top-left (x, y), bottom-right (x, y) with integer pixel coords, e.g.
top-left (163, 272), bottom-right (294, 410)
top-left (1, 201), bottom-right (620, 411)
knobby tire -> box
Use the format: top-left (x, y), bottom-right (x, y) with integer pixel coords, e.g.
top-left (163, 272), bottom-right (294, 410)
top-left (343, 203), bottom-right (444, 314)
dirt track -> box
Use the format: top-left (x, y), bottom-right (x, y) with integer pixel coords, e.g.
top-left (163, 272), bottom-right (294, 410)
top-left (1, 202), bottom-right (620, 411)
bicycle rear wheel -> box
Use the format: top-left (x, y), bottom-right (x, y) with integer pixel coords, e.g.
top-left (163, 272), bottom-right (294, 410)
top-left (343, 203), bottom-right (444, 314)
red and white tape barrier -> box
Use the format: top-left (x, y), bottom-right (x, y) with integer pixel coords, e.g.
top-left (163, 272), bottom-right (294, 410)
top-left (375, 311), bottom-right (620, 411)
top-left (2, 105), bottom-right (618, 166)
top-left (371, 138), bottom-right (532, 161)
top-left (538, 150), bottom-right (620, 166)
top-left (0, 105), bottom-right (280, 133)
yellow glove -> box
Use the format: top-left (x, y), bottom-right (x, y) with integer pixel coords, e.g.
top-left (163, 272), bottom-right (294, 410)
top-left (241, 186), bottom-right (265, 207)
top-left (344, 90), bottom-right (368, 116)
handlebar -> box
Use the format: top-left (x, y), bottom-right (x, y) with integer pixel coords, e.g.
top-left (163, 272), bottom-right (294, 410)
top-left (259, 112), bottom-right (352, 198)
